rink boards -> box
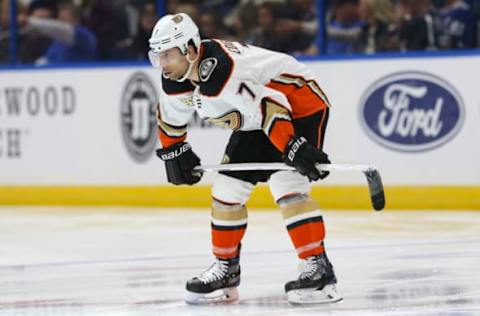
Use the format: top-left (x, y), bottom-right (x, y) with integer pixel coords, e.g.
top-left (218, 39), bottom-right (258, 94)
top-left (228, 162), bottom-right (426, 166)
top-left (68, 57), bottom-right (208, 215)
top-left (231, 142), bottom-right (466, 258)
top-left (0, 53), bottom-right (479, 209)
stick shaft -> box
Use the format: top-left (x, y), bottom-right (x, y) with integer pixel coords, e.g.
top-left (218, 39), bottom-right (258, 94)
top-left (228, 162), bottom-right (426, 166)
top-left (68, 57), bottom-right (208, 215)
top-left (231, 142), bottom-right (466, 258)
top-left (195, 163), bottom-right (374, 173)
top-left (194, 162), bottom-right (386, 211)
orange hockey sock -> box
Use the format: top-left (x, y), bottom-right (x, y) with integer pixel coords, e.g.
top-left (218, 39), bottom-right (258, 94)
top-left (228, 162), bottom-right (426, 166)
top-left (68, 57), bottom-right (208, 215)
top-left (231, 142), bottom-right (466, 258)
top-left (281, 197), bottom-right (325, 259)
top-left (211, 200), bottom-right (248, 259)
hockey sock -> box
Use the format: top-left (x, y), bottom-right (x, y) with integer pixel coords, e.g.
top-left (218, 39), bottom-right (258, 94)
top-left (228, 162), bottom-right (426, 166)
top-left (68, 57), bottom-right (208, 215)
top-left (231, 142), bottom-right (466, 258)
top-left (211, 200), bottom-right (247, 259)
top-left (280, 197), bottom-right (325, 259)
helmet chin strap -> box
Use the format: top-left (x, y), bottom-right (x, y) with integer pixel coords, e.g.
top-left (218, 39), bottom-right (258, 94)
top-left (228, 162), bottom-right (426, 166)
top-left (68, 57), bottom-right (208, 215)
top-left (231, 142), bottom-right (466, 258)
top-left (174, 53), bottom-right (199, 82)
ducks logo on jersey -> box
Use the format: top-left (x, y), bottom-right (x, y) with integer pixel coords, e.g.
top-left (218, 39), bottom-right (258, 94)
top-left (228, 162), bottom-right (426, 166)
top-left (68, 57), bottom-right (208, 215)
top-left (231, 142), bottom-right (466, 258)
top-left (199, 57), bottom-right (218, 82)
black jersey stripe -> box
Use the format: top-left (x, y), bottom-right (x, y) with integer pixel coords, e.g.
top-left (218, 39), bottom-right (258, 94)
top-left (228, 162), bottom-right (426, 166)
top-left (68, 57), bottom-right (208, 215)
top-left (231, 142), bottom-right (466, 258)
top-left (161, 76), bottom-right (195, 95)
top-left (199, 40), bottom-right (234, 97)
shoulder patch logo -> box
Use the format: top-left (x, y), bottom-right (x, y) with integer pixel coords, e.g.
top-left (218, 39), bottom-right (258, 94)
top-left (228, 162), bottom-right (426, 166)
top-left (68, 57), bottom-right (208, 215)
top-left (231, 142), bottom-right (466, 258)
top-left (199, 57), bottom-right (218, 82)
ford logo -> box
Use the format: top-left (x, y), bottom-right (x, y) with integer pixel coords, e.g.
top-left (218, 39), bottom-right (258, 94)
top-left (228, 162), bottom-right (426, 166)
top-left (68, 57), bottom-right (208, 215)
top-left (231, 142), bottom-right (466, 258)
top-left (359, 71), bottom-right (465, 152)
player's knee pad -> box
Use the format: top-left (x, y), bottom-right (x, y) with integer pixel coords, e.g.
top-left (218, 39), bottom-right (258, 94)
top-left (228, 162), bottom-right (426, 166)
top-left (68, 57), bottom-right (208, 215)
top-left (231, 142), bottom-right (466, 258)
top-left (211, 174), bottom-right (250, 225)
top-left (268, 171), bottom-right (311, 204)
top-left (270, 171), bottom-right (322, 229)
top-left (211, 174), bottom-right (252, 227)
top-left (212, 173), bottom-right (254, 205)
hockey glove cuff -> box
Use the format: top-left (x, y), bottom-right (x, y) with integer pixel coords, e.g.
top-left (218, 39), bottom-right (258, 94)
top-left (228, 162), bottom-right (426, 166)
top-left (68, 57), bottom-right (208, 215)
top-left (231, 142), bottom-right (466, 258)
top-left (283, 136), bottom-right (330, 181)
top-left (156, 142), bottom-right (202, 185)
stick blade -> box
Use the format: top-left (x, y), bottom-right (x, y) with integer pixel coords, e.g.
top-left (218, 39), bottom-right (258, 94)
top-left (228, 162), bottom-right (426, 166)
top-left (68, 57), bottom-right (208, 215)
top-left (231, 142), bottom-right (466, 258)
top-left (363, 169), bottom-right (385, 211)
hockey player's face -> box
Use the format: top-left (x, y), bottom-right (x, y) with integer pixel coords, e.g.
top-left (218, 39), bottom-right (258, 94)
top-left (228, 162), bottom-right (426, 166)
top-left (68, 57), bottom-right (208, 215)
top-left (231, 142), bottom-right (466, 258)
top-left (157, 48), bottom-right (189, 80)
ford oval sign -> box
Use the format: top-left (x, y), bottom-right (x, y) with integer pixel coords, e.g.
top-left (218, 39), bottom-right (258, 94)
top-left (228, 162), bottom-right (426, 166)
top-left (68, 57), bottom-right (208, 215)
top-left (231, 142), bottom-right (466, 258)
top-left (359, 71), bottom-right (465, 152)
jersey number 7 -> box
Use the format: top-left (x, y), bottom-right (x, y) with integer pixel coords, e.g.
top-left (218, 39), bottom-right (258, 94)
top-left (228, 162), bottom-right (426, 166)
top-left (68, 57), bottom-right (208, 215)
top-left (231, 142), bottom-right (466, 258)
top-left (237, 82), bottom-right (256, 100)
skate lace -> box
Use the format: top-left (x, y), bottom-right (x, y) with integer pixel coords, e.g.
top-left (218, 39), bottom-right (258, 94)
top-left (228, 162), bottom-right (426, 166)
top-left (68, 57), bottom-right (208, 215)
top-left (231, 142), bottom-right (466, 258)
top-left (198, 259), bottom-right (229, 284)
top-left (299, 256), bottom-right (323, 280)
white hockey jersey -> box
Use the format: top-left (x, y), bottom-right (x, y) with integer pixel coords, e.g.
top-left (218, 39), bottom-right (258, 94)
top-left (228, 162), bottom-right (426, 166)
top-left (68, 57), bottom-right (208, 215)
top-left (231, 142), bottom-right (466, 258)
top-left (156, 39), bottom-right (330, 151)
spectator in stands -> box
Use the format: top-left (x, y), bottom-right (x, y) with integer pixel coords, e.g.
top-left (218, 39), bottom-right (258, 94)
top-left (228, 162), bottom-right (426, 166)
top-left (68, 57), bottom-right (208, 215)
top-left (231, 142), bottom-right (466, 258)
top-left (175, 4), bottom-right (199, 22)
top-left (247, 2), bottom-right (288, 52)
top-left (88, 0), bottom-right (132, 60)
top-left (200, 0), bottom-right (238, 17)
top-left (0, 0), bottom-right (15, 63)
top-left (0, 0), bottom-right (10, 35)
top-left (21, 3), bottom-right (97, 64)
top-left (436, 0), bottom-right (477, 49)
top-left (355, 0), bottom-right (400, 53)
top-left (397, 0), bottom-right (437, 51)
top-left (326, 0), bottom-right (364, 54)
top-left (18, 0), bottom-right (55, 64)
top-left (167, 0), bottom-right (202, 15)
top-left (229, 1), bottom-right (258, 43)
top-left (276, 0), bottom-right (318, 55)
top-left (130, 2), bottom-right (157, 60)
top-left (198, 10), bottom-right (233, 40)
top-left (46, 3), bottom-right (97, 63)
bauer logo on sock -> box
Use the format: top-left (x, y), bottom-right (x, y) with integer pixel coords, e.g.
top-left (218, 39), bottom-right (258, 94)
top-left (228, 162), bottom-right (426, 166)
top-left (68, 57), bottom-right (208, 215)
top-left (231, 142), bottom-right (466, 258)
top-left (121, 72), bottom-right (158, 163)
top-left (359, 71), bottom-right (465, 152)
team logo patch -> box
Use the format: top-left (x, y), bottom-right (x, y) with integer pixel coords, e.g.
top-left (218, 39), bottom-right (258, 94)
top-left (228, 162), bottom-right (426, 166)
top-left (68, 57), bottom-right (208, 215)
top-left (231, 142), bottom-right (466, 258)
top-left (221, 154), bottom-right (230, 164)
top-left (179, 96), bottom-right (194, 107)
top-left (359, 71), bottom-right (465, 152)
top-left (121, 72), bottom-right (158, 163)
top-left (199, 57), bottom-right (218, 82)
top-left (172, 15), bottom-right (183, 23)
top-left (207, 110), bottom-right (243, 130)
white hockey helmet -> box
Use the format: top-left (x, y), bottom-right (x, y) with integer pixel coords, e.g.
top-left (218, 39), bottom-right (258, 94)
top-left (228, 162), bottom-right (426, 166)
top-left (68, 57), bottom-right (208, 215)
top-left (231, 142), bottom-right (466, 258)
top-left (148, 13), bottom-right (201, 68)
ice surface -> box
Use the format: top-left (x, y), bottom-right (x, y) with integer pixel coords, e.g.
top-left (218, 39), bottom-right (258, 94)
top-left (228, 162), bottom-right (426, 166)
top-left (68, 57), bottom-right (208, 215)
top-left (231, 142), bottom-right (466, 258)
top-left (0, 207), bottom-right (479, 315)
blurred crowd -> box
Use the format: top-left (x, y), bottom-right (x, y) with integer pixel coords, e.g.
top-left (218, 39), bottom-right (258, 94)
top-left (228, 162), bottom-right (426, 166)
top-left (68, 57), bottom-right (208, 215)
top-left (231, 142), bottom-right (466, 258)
top-left (1, 0), bottom-right (479, 65)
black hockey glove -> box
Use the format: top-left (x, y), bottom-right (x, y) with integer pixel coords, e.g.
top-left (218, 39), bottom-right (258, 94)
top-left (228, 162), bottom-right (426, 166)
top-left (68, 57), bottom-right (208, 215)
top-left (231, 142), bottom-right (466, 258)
top-left (283, 136), bottom-right (330, 181)
top-left (156, 142), bottom-right (202, 185)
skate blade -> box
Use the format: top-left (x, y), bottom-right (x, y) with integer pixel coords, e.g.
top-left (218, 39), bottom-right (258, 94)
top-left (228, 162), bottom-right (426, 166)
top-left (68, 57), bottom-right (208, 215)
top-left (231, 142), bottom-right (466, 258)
top-left (185, 287), bottom-right (239, 305)
top-left (287, 284), bottom-right (343, 305)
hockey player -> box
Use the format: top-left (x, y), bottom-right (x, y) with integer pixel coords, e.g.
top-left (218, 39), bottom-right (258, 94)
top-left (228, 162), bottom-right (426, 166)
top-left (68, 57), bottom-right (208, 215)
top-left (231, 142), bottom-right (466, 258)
top-left (149, 13), bottom-right (341, 305)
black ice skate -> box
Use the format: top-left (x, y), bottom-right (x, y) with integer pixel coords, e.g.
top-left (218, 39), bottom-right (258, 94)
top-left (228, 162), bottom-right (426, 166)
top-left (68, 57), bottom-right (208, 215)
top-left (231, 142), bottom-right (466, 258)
top-left (285, 252), bottom-right (342, 304)
top-left (185, 256), bottom-right (240, 304)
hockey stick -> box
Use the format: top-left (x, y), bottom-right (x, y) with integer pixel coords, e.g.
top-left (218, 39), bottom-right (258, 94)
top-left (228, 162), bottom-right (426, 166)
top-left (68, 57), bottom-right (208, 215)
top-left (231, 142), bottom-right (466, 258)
top-left (195, 163), bottom-right (385, 211)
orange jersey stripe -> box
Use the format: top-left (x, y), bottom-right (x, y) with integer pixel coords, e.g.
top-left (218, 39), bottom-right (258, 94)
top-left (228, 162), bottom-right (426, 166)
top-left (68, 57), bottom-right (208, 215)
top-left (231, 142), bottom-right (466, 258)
top-left (279, 73), bottom-right (332, 108)
top-left (158, 130), bottom-right (186, 148)
top-left (268, 120), bottom-right (294, 152)
top-left (267, 79), bottom-right (329, 119)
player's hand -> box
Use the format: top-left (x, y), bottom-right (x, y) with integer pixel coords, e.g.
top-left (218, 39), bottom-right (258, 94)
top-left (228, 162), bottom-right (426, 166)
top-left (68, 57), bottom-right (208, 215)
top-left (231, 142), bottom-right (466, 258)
top-left (156, 142), bottom-right (203, 185)
top-left (283, 136), bottom-right (330, 181)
